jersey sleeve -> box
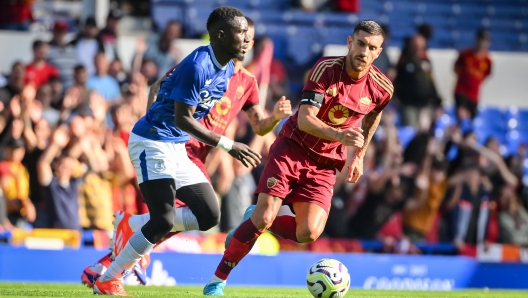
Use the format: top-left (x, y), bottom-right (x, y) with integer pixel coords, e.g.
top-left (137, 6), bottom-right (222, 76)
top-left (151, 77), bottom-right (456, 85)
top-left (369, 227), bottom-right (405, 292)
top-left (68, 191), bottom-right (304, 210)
top-left (167, 62), bottom-right (205, 106)
top-left (242, 75), bottom-right (260, 111)
top-left (301, 59), bottom-right (332, 108)
top-left (374, 91), bottom-right (392, 113)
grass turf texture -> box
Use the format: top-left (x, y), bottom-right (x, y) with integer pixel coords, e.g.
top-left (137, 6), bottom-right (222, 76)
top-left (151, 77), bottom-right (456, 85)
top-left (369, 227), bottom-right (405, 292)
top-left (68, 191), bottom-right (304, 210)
top-left (0, 283), bottom-right (526, 298)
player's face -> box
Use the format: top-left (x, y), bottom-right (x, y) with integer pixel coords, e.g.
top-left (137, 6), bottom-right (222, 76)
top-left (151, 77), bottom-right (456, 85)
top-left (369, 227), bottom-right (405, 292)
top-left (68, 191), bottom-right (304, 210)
top-left (223, 16), bottom-right (250, 61)
top-left (347, 30), bottom-right (383, 72)
top-left (246, 25), bottom-right (255, 52)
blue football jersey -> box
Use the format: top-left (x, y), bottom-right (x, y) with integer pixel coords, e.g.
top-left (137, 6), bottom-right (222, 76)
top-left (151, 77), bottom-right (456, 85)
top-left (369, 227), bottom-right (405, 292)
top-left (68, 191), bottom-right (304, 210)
top-left (132, 45), bottom-right (235, 142)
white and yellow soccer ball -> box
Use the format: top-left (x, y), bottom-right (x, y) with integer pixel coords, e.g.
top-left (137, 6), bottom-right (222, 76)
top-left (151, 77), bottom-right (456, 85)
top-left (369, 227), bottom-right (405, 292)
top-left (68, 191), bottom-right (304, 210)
top-left (306, 258), bottom-right (351, 298)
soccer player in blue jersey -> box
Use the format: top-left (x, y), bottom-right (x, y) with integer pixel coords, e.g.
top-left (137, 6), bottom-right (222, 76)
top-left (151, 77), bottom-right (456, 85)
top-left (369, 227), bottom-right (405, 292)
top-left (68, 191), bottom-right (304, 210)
top-left (93, 7), bottom-right (261, 295)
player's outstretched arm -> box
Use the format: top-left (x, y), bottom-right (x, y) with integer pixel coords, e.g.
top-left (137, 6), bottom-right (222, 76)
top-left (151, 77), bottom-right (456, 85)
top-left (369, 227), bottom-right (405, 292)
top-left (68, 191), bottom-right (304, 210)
top-left (297, 104), bottom-right (364, 147)
top-left (347, 110), bottom-right (383, 183)
top-left (246, 96), bottom-right (292, 136)
top-left (146, 74), bottom-right (167, 112)
top-left (174, 101), bottom-right (262, 168)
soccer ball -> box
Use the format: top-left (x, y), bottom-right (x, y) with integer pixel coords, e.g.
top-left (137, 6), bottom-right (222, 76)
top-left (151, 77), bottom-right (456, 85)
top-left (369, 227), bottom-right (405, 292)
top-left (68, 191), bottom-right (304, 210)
top-left (306, 258), bottom-right (350, 298)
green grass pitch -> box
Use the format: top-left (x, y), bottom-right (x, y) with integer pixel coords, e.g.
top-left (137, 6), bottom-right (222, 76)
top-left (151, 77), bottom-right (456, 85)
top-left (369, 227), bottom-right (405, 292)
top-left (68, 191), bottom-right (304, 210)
top-left (0, 283), bottom-right (527, 298)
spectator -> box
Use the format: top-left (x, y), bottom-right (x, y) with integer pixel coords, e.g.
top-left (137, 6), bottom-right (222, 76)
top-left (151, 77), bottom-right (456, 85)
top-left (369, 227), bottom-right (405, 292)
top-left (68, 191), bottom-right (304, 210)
top-left (0, 61), bottom-right (25, 107)
top-left (108, 59), bottom-right (127, 87)
top-left (37, 126), bottom-right (81, 230)
top-left (0, 138), bottom-right (36, 227)
top-left (139, 59), bottom-right (159, 86)
top-left (0, 188), bottom-right (12, 231)
top-left (0, 0), bottom-right (34, 31)
top-left (394, 34), bottom-right (441, 127)
top-left (86, 52), bottom-right (121, 104)
top-left (24, 40), bottom-right (59, 89)
top-left (98, 9), bottom-right (123, 61)
top-left (71, 17), bottom-right (108, 76)
top-left (373, 24), bottom-right (396, 81)
top-left (35, 84), bottom-right (60, 128)
top-left (454, 29), bottom-right (492, 120)
top-left (142, 20), bottom-right (182, 77)
top-left (48, 77), bottom-right (64, 111)
top-left (47, 21), bottom-right (79, 89)
top-left (498, 184), bottom-right (528, 246)
top-left (417, 23), bottom-right (434, 47)
top-left (453, 161), bottom-right (491, 249)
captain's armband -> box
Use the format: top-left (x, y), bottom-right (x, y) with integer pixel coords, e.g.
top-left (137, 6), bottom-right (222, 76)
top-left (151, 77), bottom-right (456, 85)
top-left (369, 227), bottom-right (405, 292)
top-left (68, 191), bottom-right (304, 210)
top-left (300, 92), bottom-right (324, 109)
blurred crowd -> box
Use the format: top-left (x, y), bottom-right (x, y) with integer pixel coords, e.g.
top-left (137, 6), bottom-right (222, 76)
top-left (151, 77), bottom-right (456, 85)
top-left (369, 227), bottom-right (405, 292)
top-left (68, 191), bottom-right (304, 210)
top-left (0, 6), bottom-right (527, 256)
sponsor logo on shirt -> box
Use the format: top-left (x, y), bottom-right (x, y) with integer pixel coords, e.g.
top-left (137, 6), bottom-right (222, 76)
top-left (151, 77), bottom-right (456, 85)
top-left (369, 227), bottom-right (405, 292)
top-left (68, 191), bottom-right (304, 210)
top-left (328, 105), bottom-right (349, 125)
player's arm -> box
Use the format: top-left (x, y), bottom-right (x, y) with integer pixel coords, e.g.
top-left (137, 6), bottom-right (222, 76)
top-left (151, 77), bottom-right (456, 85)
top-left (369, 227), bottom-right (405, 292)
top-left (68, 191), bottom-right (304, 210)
top-left (297, 92), bottom-right (364, 146)
top-left (146, 75), bottom-right (166, 113)
top-left (245, 96), bottom-right (292, 136)
top-left (174, 102), bottom-right (261, 168)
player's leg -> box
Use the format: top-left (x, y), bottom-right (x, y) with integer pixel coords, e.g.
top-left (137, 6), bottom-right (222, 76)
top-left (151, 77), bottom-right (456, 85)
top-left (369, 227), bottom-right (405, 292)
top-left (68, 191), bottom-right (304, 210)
top-left (291, 202), bottom-right (328, 243)
top-left (93, 134), bottom-right (179, 295)
top-left (204, 193), bottom-right (282, 296)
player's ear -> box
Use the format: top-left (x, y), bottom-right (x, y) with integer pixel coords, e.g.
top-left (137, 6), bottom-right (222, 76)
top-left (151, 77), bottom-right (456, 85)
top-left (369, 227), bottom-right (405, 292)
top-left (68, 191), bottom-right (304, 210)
top-left (375, 47), bottom-right (383, 59)
top-left (347, 35), bottom-right (353, 50)
top-left (247, 40), bottom-right (255, 52)
top-left (216, 29), bottom-right (225, 42)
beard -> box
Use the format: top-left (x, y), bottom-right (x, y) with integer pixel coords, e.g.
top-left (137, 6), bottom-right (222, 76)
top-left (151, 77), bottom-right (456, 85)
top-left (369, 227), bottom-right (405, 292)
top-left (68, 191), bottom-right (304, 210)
top-left (350, 55), bottom-right (368, 72)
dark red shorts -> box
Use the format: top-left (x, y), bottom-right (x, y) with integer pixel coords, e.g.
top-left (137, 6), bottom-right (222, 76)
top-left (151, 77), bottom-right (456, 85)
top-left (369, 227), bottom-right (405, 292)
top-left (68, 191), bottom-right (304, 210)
top-left (254, 135), bottom-right (336, 214)
top-left (174, 149), bottom-right (210, 208)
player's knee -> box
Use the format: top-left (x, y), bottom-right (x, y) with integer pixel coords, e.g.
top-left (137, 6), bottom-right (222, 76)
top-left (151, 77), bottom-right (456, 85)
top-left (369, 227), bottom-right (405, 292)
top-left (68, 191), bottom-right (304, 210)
top-left (296, 228), bottom-right (322, 244)
top-left (155, 211), bottom-right (174, 235)
top-left (197, 205), bottom-right (220, 231)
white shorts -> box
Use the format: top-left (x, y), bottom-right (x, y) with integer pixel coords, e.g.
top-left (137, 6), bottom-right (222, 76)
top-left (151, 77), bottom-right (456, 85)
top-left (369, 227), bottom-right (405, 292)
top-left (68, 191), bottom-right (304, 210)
top-left (128, 132), bottom-right (209, 188)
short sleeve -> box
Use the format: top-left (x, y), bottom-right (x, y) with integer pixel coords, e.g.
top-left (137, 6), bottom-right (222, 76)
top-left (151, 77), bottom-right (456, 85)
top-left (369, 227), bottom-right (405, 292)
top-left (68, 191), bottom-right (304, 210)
top-left (242, 75), bottom-right (260, 111)
top-left (374, 90), bottom-right (392, 113)
top-left (302, 59), bottom-right (331, 94)
top-left (167, 62), bottom-right (205, 106)
top-left (48, 65), bottom-right (59, 78)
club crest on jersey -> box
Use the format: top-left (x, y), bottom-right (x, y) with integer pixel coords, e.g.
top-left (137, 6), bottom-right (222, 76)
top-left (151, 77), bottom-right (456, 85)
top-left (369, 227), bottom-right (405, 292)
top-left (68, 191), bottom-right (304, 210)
top-left (359, 97), bottom-right (371, 112)
top-left (215, 96), bottom-right (232, 116)
top-left (154, 160), bottom-right (166, 172)
top-left (328, 105), bottom-right (349, 125)
top-left (235, 85), bottom-right (244, 100)
top-left (267, 177), bottom-right (277, 188)
top-left (326, 86), bottom-right (337, 97)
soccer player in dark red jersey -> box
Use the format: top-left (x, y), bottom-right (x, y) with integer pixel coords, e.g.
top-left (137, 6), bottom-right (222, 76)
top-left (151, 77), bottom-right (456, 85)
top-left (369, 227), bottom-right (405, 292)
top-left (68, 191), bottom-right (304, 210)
top-left (203, 20), bottom-right (393, 296)
top-left (81, 17), bottom-right (293, 289)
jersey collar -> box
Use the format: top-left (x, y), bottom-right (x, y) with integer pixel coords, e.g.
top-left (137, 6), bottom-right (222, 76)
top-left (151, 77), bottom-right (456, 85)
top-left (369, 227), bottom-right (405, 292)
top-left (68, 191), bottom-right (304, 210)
top-left (208, 45), bottom-right (226, 70)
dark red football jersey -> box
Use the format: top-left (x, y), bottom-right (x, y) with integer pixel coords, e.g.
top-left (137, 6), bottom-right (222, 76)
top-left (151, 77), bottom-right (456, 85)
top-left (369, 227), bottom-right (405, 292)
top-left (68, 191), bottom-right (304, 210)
top-left (186, 67), bottom-right (260, 162)
top-left (454, 49), bottom-right (492, 102)
top-left (279, 56), bottom-right (393, 170)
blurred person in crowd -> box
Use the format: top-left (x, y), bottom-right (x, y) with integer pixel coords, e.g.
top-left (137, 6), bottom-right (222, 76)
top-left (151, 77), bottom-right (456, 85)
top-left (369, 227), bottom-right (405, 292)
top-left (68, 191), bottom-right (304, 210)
top-left (108, 59), bottom-right (127, 87)
top-left (47, 20), bottom-right (79, 89)
top-left (86, 52), bottom-right (121, 104)
top-left (394, 34), bottom-right (441, 127)
top-left (0, 62), bottom-right (25, 107)
top-left (417, 23), bottom-right (434, 48)
top-left (35, 84), bottom-right (60, 127)
top-left (498, 184), bottom-right (528, 246)
top-left (71, 17), bottom-right (110, 76)
top-left (454, 29), bottom-right (492, 120)
top-left (98, 9), bottom-right (123, 61)
top-left (141, 20), bottom-right (182, 77)
top-left (37, 126), bottom-right (81, 230)
top-left (106, 131), bottom-right (136, 214)
top-left (0, 138), bottom-right (36, 227)
top-left (24, 40), bottom-right (59, 89)
top-left (373, 24), bottom-right (396, 81)
top-left (452, 160), bottom-right (491, 251)
top-left (139, 59), bottom-right (159, 86)
top-left (0, 188), bottom-right (13, 231)
top-left (85, 14), bottom-right (291, 291)
top-left (0, 0), bottom-right (34, 31)
top-left (48, 77), bottom-right (64, 111)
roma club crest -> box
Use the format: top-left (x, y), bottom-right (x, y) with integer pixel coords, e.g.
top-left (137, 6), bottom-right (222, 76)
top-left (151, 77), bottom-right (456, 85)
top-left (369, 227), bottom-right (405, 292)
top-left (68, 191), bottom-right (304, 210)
top-left (267, 177), bottom-right (277, 188)
top-left (359, 97), bottom-right (371, 112)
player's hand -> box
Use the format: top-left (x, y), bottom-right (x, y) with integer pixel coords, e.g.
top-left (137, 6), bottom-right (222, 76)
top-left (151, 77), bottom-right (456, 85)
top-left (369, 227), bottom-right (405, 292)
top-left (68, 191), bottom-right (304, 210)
top-left (346, 157), bottom-right (363, 183)
top-left (272, 96), bottom-right (292, 121)
top-left (338, 127), bottom-right (364, 148)
top-left (228, 142), bottom-right (262, 168)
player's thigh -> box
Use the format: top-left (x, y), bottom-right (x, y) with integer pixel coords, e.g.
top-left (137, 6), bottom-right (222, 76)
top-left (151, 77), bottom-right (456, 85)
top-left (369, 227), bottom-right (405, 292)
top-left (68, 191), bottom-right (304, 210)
top-left (128, 132), bottom-right (179, 184)
top-left (292, 201), bottom-right (328, 243)
top-left (251, 193), bottom-right (283, 231)
top-left (173, 143), bottom-right (210, 190)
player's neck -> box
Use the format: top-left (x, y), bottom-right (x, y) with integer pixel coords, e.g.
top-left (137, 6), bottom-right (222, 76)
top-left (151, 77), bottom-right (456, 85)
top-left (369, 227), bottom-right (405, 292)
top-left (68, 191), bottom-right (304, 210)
top-left (345, 56), bottom-right (369, 80)
top-left (210, 43), bottom-right (231, 66)
top-left (234, 59), bottom-right (243, 72)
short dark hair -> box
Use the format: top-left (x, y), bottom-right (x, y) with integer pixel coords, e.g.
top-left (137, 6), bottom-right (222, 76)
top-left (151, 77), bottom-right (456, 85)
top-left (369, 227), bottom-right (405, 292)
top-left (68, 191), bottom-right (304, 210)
top-left (245, 16), bottom-right (254, 28)
top-left (206, 6), bottom-right (244, 33)
top-left (32, 40), bottom-right (46, 50)
top-left (353, 20), bottom-right (384, 37)
top-left (417, 23), bottom-right (433, 40)
top-left (74, 64), bottom-right (86, 72)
